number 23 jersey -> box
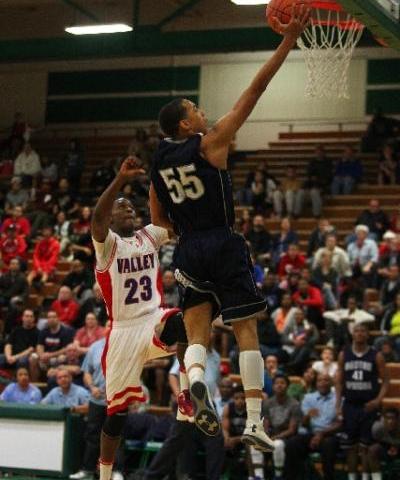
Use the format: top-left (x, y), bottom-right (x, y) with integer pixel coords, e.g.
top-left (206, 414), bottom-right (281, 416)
top-left (93, 225), bottom-right (168, 325)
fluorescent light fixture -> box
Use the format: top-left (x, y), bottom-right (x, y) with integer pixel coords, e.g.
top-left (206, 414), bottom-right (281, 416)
top-left (65, 23), bottom-right (132, 35)
top-left (231, 1), bottom-right (269, 4)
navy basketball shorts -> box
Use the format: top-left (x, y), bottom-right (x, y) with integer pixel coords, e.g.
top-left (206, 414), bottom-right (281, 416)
top-left (341, 401), bottom-right (378, 448)
top-left (173, 228), bottom-right (267, 324)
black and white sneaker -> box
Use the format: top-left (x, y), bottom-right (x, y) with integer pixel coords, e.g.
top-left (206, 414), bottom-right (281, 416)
top-left (241, 422), bottom-right (275, 452)
top-left (190, 380), bottom-right (220, 436)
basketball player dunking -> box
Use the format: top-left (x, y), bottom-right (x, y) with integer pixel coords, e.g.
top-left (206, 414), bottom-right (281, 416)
top-left (150, 7), bottom-right (310, 450)
top-left (91, 158), bottom-right (191, 480)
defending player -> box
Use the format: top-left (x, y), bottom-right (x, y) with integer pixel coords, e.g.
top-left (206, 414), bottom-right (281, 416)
top-left (149, 7), bottom-right (310, 450)
top-left (336, 323), bottom-right (388, 480)
top-left (91, 157), bottom-right (190, 480)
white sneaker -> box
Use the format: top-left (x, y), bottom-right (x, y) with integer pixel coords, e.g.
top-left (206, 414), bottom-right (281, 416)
top-left (241, 422), bottom-right (275, 452)
top-left (69, 471), bottom-right (93, 480)
top-left (190, 380), bottom-right (220, 436)
top-left (111, 472), bottom-right (124, 480)
top-left (176, 408), bottom-right (195, 423)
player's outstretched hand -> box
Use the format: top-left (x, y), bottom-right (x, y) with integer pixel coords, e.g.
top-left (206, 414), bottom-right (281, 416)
top-left (271, 4), bottom-right (311, 39)
top-left (118, 156), bottom-right (146, 180)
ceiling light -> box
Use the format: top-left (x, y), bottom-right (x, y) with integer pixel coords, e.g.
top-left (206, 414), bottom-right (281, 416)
top-left (65, 23), bottom-right (133, 35)
top-left (231, 1), bottom-right (269, 5)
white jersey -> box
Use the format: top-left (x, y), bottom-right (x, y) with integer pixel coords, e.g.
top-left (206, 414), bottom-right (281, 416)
top-left (93, 224), bottom-right (168, 325)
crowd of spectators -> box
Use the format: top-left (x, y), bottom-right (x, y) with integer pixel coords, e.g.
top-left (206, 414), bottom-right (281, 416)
top-left (0, 115), bottom-right (399, 480)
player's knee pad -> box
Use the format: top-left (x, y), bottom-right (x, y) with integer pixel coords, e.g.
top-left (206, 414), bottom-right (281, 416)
top-left (239, 350), bottom-right (263, 391)
top-left (160, 313), bottom-right (187, 346)
top-left (102, 410), bottom-right (127, 438)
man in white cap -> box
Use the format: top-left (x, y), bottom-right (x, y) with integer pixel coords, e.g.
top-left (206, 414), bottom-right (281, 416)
top-left (347, 225), bottom-right (378, 288)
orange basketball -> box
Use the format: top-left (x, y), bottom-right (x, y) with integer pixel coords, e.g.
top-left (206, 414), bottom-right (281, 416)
top-left (266, 0), bottom-right (311, 33)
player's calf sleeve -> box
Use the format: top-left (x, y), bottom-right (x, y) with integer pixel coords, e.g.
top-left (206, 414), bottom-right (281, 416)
top-left (239, 350), bottom-right (264, 425)
top-left (102, 411), bottom-right (127, 438)
top-left (100, 411), bottom-right (128, 480)
top-left (184, 344), bottom-right (207, 385)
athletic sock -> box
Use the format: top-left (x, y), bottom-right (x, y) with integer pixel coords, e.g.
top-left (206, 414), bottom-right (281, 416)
top-left (179, 367), bottom-right (189, 391)
top-left (239, 350), bottom-right (264, 426)
top-left (371, 473), bottom-right (382, 480)
top-left (184, 344), bottom-right (207, 385)
top-left (99, 461), bottom-right (113, 480)
top-left (246, 397), bottom-right (262, 425)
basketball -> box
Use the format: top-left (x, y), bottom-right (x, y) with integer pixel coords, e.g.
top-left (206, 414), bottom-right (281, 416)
top-left (266, 0), bottom-right (311, 33)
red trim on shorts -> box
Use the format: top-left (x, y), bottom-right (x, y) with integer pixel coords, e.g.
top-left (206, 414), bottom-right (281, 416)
top-left (107, 395), bottom-right (146, 416)
top-left (95, 269), bottom-right (114, 376)
top-left (109, 385), bottom-right (143, 402)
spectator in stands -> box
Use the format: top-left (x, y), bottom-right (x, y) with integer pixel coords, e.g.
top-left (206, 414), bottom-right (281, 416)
top-left (312, 347), bottom-right (338, 379)
top-left (256, 310), bottom-right (284, 362)
top-left (40, 155), bottom-right (58, 183)
top-left (54, 210), bottom-right (74, 256)
top-left (91, 158), bottom-right (116, 197)
top-left (362, 108), bottom-right (400, 153)
top-left (0, 258), bottom-right (28, 308)
top-left (311, 251), bottom-right (339, 309)
top-left (51, 286), bottom-right (80, 327)
top-left (70, 214), bottom-right (94, 264)
top-left (377, 337), bottom-right (399, 363)
top-left (214, 377), bottom-right (234, 418)
top-left (28, 178), bottom-right (56, 237)
top-left (77, 283), bottom-right (107, 327)
top-left (285, 373), bottom-right (340, 480)
top-left (368, 408), bottom-right (400, 480)
top-left (377, 231), bottom-right (400, 278)
top-left (378, 144), bottom-right (398, 185)
top-left (287, 365), bottom-right (316, 401)
top-left (301, 145), bottom-right (333, 218)
top-left (64, 139), bottom-right (85, 194)
top-left (30, 310), bottom-right (75, 381)
top-left (0, 223), bottom-right (27, 270)
top-left (336, 323), bottom-right (388, 480)
top-left (277, 243), bottom-right (306, 280)
top-left (307, 218), bottom-right (335, 258)
top-left (282, 308), bottom-right (319, 374)
top-left (162, 270), bottom-right (179, 308)
top-left (347, 225), bottom-right (379, 287)
top-left (292, 278), bottom-right (324, 327)
top-left (0, 367), bottom-right (42, 405)
top-left (331, 145), bottom-right (363, 195)
top-left (356, 199), bottom-right (389, 241)
top-left (68, 313), bottom-right (105, 360)
top-left (13, 142), bottom-right (41, 186)
top-left (42, 367), bottom-right (89, 412)
top-left (389, 204), bottom-right (400, 233)
top-left (62, 259), bottom-right (94, 304)
top-left (263, 374), bottom-right (302, 480)
top-left (380, 265), bottom-right (400, 310)
top-left (379, 292), bottom-right (400, 354)
top-left (313, 233), bottom-right (352, 279)
top-left (271, 217), bottom-right (299, 266)
top-left (272, 292), bottom-right (297, 334)
top-left (263, 353), bottom-right (280, 397)
top-left (275, 166), bottom-right (303, 218)
top-left (250, 169), bottom-right (267, 213)
top-left (323, 295), bottom-right (375, 349)
top-left (53, 178), bottom-right (79, 216)
top-left (245, 214), bottom-right (271, 265)
top-left (0, 309), bottom-right (38, 370)
top-left (261, 272), bottom-right (282, 313)
top-left (5, 177), bottom-right (29, 214)
top-left (27, 225), bottom-right (60, 287)
top-left (1, 205), bottom-right (31, 238)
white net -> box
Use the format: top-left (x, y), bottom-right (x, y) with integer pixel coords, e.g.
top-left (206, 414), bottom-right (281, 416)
top-left (297, 8), bottom-right (364, 99)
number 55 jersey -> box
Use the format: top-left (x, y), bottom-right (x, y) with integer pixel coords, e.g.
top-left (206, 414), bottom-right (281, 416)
top-left (92, 225), bottom-right (180, 414)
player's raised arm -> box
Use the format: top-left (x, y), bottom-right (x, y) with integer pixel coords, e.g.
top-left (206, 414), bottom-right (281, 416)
top-left (202, 5), bottom-right (310, 170)
top-left (149, 182), bottom-right (174, 232)
top-left (91, 157), bottom-right (145, 242)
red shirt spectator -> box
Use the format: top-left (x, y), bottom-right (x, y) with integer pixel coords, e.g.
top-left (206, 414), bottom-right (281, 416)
top-left (32, 227), bottom-right (60, 274)
top-left (1, 206), bottom-right (31, 237)
top-left (51, 286), bottom-right (79, 327)
top-left (278, 244), bottom-right (306, 278)
top-left (292, 278), bottom-right (324, 313)
top-left (0, 225), bottom-right (27, 269)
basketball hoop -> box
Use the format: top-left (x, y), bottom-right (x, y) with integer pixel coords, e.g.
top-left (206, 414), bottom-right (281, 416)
top-left (297, 1), bottom-right (365, 99)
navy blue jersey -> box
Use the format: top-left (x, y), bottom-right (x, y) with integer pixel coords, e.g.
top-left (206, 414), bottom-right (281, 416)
top-left (228, 401), bottom-right (247, 437)
top-left (151, 134), bottom-right (235, 235)
top-left (343, 346), bottom-right (379, 404)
